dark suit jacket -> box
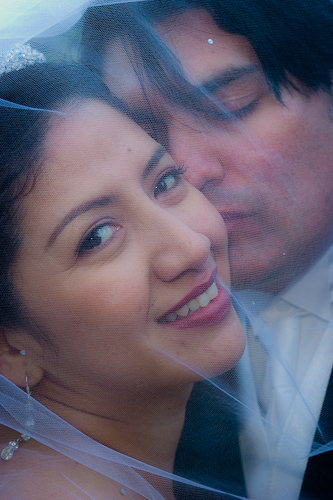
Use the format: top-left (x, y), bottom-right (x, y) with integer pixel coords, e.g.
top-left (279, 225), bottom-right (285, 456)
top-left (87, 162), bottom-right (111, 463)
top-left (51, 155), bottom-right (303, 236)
top-left (300, 369), bottom-right (333, 500)
top-left (174, 374), bottom-right (246, 500)
top-left (174, 371), bottom-right (333, 500)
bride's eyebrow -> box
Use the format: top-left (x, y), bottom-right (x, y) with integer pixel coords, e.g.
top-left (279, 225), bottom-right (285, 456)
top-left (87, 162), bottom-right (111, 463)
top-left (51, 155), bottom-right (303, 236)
top-left (47, 195), bottom-right (115, 248)
top-left (142, 145), bottom-right (167, 179)
top-left (47, 145), bottom-right (167, 248)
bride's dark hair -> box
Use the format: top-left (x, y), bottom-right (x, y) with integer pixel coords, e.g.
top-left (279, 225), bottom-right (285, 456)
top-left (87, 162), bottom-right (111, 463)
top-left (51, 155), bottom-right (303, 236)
top-left (0, 63), bottom-right (124, 333)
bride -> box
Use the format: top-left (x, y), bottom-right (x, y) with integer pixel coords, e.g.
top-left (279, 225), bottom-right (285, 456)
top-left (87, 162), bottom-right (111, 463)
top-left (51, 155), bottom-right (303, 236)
top-left (0, 60), bottom-right (245, 499)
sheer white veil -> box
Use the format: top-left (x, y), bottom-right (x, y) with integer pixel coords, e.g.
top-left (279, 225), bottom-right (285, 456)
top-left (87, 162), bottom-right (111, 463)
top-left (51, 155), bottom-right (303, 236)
top-left (0, 1), bottom-right (332, 499)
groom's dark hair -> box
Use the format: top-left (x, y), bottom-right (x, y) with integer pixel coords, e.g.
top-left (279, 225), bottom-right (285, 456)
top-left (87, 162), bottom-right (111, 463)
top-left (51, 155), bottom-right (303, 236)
top-left (82, 0), bottom-right (333, 98)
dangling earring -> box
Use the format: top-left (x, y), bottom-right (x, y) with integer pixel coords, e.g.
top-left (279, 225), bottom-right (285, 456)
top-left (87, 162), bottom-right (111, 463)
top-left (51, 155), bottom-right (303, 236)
top-left (1, 358), bottom-right (32, 461)
top-left (1, 433), bottom-right (30, 461)
top-left (25, 374), bottom-right (35, 430)
top-left (25, 375), bottom-right (31, 396)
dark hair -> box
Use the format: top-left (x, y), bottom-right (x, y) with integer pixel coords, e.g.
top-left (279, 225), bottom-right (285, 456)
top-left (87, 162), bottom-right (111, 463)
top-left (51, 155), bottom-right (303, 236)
top-left (0, 62), bottom-right (125, 332)
top-left (81, 0), bottom-right (333, 104)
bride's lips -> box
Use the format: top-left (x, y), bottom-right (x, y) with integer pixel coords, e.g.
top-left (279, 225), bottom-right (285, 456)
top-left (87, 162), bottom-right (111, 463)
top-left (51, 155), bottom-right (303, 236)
top-left (158, 271), bottom-right (231, 329)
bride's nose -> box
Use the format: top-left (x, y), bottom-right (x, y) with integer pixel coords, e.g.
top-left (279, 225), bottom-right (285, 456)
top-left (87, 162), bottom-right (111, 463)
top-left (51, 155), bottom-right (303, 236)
top-left (147, 207), bottom-right (211, 282)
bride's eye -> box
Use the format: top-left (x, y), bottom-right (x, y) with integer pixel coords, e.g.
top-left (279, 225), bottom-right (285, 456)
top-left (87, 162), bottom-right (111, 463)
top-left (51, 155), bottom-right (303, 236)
top-left (78, 222), bottom-right (119, 255)
top-left (154, 166), bottom-right (186, 198)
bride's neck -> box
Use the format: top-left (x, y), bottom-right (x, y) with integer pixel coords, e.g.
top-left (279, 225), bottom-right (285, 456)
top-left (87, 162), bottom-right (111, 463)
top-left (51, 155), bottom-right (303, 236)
top-left (34, 380), bottom-right (192, 472)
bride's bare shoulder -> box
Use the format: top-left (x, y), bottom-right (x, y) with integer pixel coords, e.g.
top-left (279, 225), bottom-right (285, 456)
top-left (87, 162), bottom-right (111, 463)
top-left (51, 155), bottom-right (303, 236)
top-left (0, 426), bottom-right (136, 500)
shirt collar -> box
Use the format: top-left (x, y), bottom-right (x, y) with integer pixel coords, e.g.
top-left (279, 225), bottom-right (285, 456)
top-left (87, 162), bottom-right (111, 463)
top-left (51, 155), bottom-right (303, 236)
top-left (278, 245), bottom-right (333, 322)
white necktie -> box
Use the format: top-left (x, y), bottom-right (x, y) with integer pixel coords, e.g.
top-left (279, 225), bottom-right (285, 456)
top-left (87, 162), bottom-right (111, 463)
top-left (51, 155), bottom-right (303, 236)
top-left (266, 315), bottom-right (301, 431)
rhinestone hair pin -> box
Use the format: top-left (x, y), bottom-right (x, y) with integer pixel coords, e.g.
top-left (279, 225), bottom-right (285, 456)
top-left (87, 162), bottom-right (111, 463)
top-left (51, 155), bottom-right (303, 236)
top-left (0, 43), bottom-right (45, 76)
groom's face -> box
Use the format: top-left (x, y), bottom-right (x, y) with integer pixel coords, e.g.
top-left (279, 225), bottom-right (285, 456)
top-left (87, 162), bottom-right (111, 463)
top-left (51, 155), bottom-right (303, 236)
top-left (103, 8), bottom-right (333, 292)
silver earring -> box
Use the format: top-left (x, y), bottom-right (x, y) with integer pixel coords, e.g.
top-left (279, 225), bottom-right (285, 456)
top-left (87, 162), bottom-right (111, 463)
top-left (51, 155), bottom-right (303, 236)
top-left (25, 375), bottom-right (35, 430)
top-left (25, 375), bottom-right (31, 396)
top-left (1, 433), bottom-right (30, 461)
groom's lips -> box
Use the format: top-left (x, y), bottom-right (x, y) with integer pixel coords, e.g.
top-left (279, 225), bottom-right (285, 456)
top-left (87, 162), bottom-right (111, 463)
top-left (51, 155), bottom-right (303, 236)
top-left (219, 211), bottom-right (256, 232)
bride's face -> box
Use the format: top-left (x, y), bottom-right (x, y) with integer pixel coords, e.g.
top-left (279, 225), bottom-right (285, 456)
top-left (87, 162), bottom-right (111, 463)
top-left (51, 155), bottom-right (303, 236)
top-left (13, 100), bottom-right (244, 399)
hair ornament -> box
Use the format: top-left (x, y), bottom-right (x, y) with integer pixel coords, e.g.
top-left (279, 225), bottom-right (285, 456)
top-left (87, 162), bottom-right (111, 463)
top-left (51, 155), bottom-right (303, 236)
top-left (0, 43), bottom-right (45, 76)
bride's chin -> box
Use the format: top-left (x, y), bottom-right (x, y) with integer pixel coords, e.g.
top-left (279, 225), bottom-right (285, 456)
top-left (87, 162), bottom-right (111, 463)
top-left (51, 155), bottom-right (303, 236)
top-left (199, 312), bottom-right (245, 379)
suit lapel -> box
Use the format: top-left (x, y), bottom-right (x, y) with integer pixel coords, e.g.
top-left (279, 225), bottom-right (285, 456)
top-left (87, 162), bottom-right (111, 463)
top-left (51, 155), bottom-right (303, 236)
top-left (174, 376), bottom-right (246, 499)
top-left (300, 369), bottom-right (333, 499)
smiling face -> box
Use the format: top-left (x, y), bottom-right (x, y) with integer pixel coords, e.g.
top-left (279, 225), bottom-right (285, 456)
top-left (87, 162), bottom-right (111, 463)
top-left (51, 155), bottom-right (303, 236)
top-left (12, 100), bottom-right (244, 409)
top-left (103, 8), bottom-right (333, 292)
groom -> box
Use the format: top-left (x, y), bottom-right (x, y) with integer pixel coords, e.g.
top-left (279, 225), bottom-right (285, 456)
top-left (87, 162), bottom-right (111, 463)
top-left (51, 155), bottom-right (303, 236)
top-left (81, 1), bottom-right (333, 498)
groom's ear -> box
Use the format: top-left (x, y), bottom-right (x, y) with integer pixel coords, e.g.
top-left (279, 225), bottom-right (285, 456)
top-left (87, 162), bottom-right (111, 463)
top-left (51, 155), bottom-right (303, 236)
top-left (0, 325), bottom-right (43, 387)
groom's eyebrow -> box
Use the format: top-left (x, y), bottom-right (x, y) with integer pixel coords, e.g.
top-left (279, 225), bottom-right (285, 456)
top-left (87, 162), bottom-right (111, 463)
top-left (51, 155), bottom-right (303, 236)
top-left (200, 64), bottom-right (260, 93)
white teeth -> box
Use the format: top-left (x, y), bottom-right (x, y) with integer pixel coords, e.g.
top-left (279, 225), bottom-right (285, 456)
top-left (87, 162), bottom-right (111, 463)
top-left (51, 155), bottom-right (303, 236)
top-left (197, 291), bottom-right (210, 308)
top-left (207, 281), bottom-right (218, 300)
top-left (160, 281), bottom-right (219, 323)
top-left (188, 299), bottom-right (200, 312)
top-left (162, 312), bottom-right (177, 323)
top-left (177, 304), bottom-right (190, 317)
